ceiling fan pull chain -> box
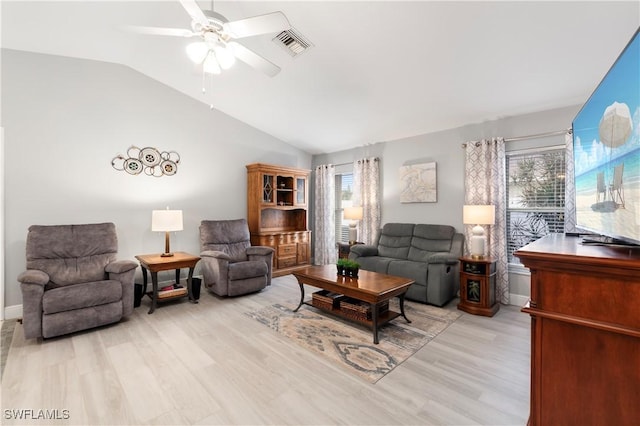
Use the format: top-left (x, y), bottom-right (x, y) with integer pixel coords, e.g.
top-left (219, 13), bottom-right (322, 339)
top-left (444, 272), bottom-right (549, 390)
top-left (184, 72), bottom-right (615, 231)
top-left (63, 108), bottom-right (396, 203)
top-left (201, 69), bottom-right (206, 94)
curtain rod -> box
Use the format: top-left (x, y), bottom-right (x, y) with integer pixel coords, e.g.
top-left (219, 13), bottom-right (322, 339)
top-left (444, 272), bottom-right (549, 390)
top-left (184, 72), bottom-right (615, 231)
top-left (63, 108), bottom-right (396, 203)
top-left (504, 128), bottom-right (571, 142)
top-left (318, 157), bottom-right (380, 168)
top-left (462, 128), bottom-right (571, 148)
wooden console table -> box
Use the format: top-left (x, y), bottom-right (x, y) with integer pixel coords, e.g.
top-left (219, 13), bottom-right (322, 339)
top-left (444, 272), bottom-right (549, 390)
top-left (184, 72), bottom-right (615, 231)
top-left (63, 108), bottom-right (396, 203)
top-left (515, 234), bottom-right (640, 426)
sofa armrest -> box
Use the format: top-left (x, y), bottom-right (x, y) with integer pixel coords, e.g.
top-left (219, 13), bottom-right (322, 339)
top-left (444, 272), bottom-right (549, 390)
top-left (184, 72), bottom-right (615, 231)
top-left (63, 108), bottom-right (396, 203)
top-left (200, 251), bottom-right (230, 294)
top-left (105, 260), bottom-right (138, 274)
top-left (19, 270), bottom-right (49, 339)
top-left (246, 246), bottom-right (275, 257)
top-left (105, 261), bottom-right (137, 317)
top-left (247, 246), bottom-right (274, 285)
top-left (428, 253), bottom-right (459, 265)
top-left (201, 250), bottom-right (232, 261)
top-left (349, 244), bottom-right (379, 257)
top-left (18, 269), bottom-right (49, 286)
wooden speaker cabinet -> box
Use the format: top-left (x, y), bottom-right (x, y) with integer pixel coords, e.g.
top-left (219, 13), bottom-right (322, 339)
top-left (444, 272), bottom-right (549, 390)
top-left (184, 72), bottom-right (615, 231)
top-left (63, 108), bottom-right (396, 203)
top-left (515, 234), bottom-right (640, 426)
top-left (457, 256), bottom-right (499, 317)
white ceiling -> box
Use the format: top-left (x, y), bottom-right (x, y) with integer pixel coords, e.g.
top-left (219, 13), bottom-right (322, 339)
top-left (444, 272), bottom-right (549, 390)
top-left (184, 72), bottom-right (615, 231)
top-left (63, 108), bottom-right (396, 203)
top-left (2, 1), bottom-right (639, 154)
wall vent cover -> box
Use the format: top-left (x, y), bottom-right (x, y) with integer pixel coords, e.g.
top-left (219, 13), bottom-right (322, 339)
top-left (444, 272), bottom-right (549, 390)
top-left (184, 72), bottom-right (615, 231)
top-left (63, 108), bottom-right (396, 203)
top-left (273, 28), bottom-right (313, 57)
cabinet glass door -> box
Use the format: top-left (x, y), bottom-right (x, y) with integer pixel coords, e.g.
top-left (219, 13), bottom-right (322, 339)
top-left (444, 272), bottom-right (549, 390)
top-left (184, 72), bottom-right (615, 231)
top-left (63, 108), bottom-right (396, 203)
top-left (296, 177), bottom-right (306, 205)
top-left (263, 174), bottom-right (274, 203)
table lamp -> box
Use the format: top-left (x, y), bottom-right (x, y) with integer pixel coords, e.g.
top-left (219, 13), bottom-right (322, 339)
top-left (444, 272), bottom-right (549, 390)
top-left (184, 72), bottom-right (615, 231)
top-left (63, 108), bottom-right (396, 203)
top-left (152, 208), bottom-right (183, 257)
top-left (344, 206), bottom-right (363, 244)
top-left (463, 204), bottom-right (495, 259)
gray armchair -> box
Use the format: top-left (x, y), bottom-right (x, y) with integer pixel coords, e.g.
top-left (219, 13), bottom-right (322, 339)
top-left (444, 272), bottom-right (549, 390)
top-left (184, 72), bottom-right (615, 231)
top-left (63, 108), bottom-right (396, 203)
top-left (18, 223), bottom-right (137, 339)
top-left (199, 219), bottom-right (274, 296)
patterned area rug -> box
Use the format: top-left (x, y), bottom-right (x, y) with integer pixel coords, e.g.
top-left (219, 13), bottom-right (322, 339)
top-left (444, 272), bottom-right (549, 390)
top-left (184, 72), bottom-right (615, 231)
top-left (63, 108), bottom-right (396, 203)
top-left (246, 299), bottom-right (460, 383)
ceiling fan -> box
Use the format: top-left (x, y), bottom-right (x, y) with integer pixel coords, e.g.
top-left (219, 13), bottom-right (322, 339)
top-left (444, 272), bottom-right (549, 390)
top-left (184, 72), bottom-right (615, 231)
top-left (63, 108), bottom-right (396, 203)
top-left (130, 0), bottom-right (291, 77)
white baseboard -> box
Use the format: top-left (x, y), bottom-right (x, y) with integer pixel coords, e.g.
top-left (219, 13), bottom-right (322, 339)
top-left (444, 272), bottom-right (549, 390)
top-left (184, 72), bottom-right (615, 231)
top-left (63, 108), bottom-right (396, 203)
top-left (4, 304), bottom-right (22, 320)
top-left (509, 293), bottom-right (530, 308)
top-left (2, 276), bottom-right (205, 321)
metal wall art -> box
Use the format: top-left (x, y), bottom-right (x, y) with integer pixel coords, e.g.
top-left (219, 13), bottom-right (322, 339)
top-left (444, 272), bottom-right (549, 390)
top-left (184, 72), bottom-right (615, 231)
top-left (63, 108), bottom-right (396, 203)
top-left (111, 146), bottom-right (180, 177)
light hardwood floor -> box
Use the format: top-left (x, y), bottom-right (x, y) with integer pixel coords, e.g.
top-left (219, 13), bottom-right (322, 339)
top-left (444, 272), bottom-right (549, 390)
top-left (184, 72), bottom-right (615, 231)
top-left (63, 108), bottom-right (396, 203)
top-left (1, 275), bottom-right (530, 425)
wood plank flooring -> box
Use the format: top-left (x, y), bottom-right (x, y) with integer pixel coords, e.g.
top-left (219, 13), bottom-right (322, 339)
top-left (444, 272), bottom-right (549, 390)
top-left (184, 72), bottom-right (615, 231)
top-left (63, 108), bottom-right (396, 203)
top-left (1, 275), bottom-right (530, 425)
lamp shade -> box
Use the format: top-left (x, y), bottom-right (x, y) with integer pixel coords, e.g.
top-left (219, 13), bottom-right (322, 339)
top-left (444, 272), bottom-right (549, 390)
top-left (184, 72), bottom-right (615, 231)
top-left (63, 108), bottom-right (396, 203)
top-left (344, 206), bottom-right (363, 221)
top-left (152, 210), bottom-right (183, 232)
top-left (463, 205), bottom-right (495, 225)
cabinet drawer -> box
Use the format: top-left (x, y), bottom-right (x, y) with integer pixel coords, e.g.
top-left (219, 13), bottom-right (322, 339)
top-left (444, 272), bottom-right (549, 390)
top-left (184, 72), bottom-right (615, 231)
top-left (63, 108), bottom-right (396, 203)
top-left (278, 244), bottom-right (297, 256)
top-left (258, 235), bottom-right (277, 247)
top-left (278, 257), bottom-right (297, 269)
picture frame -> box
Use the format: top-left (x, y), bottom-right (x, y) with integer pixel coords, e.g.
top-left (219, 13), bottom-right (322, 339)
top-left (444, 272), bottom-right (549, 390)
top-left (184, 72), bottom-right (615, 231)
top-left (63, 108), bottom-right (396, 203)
top-left (399, 161), bottom-right (437, 203)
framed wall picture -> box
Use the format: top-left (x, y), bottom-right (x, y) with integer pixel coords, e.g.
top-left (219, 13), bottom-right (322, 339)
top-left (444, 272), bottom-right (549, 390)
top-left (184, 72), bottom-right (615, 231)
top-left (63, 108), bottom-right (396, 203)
top-left (399, 162), bottom-right (437, 203)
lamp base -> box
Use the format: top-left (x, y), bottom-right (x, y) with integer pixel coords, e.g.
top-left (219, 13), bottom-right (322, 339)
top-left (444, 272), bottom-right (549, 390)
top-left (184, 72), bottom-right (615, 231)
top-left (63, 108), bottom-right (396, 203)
top-left (161, 252), bottom-right (174, 257)
top-left (348, 224), bottom-right (358, 245)
top-left (469, 233), bottom-right (486, 259)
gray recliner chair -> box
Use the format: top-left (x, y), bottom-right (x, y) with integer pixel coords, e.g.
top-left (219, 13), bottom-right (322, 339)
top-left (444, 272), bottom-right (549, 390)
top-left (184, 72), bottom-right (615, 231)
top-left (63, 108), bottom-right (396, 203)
top-left (199, 219), bottom-right (274, 297)
top-left (18, 223), bottom-right (138, 339)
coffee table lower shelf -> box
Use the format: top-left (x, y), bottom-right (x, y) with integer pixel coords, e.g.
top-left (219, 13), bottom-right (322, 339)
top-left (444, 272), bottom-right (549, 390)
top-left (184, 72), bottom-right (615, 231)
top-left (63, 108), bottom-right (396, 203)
top-left (307, 300), bottom-right (402, 327)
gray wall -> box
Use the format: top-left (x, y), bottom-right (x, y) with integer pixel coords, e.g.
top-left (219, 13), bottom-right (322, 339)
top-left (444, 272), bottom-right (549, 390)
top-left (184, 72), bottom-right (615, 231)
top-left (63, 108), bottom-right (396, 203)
top-left (1, 49), bottom-right (311, 310)
top-left (312, 104), bottom-right (580, 302)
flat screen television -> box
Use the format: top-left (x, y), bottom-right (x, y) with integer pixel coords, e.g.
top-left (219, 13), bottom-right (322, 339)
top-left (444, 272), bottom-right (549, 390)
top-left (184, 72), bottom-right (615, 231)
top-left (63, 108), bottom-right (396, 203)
top-left (572, 27), bottom-right (640, 246)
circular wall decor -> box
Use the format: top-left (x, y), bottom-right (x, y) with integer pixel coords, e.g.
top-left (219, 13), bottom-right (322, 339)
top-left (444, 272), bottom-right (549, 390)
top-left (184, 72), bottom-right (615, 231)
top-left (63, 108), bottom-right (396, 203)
top-left (111, 145), bottom-right (180, 177)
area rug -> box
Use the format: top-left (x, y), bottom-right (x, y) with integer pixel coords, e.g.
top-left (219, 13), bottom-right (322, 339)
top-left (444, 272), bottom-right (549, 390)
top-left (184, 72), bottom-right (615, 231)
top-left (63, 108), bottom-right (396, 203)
top-left (245, 299), bottom-right (460, 383)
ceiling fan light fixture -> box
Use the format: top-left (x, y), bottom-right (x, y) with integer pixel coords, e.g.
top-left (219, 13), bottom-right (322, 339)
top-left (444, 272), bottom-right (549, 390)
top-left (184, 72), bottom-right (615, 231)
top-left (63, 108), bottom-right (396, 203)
top-left (186, 41), bottom-right (208, 64)
top-left (203, 51), bottom-right (222, 74)
top-left (214, 45), bottom-right (236, 70)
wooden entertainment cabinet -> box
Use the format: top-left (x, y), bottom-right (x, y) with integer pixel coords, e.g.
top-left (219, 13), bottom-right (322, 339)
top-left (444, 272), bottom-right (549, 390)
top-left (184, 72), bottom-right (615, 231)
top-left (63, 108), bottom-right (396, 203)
top-left (515, 234), bottom-right (640, 426)
top-left (246, 163), bottom-right (311, 276)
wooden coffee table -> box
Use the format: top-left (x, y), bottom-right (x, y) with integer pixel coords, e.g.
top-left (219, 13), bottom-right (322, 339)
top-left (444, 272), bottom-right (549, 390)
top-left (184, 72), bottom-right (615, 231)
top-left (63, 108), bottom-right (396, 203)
top-left (292, 265), bottom-right (414, 344)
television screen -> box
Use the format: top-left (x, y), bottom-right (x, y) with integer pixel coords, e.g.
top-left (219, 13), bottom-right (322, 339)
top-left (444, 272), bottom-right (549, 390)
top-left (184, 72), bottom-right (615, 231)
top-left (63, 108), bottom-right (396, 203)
top-left (572, 28), bottom-right (640, 246)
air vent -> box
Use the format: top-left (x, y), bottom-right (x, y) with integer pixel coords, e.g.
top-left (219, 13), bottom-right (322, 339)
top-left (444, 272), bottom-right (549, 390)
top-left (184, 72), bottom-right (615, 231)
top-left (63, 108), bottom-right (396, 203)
top-left (273, 28), bottom-right (313, 58)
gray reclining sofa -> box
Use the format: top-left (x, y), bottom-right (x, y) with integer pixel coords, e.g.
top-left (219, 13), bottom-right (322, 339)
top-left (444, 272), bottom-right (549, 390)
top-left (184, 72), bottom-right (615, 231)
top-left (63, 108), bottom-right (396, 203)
top-left (349, 223), bottom-right (464, 306)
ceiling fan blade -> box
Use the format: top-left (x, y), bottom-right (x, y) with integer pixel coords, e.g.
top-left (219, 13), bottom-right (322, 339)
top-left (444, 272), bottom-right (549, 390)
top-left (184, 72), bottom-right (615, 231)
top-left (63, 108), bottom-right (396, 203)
top-left (223, 12), bottom-right (291, 39)
top-left (125, 26), bottom-right (196, 37)
top-left (178, 0), bottom-right (210, 28)
top-left (228, 42), bottom-right (281, 77)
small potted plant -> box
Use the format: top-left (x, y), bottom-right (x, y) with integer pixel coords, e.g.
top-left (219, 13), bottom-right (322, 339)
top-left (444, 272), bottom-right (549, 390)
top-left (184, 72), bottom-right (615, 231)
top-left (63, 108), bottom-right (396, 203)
top-left (336, 258), bottom-right (349, 275)
top-left (345, 260), bottom-right (360, 278)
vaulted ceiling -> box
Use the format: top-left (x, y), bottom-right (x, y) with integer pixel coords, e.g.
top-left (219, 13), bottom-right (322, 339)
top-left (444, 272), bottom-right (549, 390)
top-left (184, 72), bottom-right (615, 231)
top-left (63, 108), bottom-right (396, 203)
top-left (2, 1), bottom-right (639, 154)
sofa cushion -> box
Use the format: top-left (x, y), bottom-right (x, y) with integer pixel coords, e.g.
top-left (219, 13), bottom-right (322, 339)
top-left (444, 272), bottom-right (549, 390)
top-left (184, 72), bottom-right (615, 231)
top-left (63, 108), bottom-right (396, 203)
top-left (43, 280), bottom-right (122, 314)
top-left (200, 219), bottom-right (251, 262)
top-left (26, 223), bottom-right (117, 285)
top-left (377, 223), bottom-right (415, 259)
top-left (229, 260), bottom-right (268, 280)
top-left (356, 256), bottom-right (396, 274)
top-left (388, 260), bottom-right (429, 284)
top-left (408, 224), bottom-right (455, 262)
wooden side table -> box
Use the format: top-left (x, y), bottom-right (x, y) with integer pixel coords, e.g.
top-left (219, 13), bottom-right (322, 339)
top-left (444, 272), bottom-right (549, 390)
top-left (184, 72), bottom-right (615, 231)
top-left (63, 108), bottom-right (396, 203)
top-left (457, 256), bottom-right (499, 317)
top-left (135, 251), bottom-right (201, 314)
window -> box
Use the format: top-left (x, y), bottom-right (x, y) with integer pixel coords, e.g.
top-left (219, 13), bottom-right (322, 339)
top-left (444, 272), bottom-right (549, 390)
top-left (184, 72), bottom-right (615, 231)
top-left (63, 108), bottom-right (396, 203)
top-left (335, 173), bottom-right (354, 243)
top-left (506, 147), bottom-right (566, 264)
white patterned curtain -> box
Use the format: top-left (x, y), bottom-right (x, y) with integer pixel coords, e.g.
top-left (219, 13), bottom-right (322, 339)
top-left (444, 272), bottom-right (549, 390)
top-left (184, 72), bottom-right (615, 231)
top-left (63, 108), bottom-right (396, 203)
top-left (464, 138), bottom-right (509, 304)
top-left (353, 157), bottom-right (381, 244)
top-left (314, 164), bottom-right (336, 265)
top-left (564, 131), bottom-right (577, 233)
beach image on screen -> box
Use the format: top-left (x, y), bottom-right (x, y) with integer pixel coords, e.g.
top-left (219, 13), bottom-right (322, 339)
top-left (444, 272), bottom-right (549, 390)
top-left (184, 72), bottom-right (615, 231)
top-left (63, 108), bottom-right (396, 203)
top-left (572, 30), bottom-right (640, 243)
